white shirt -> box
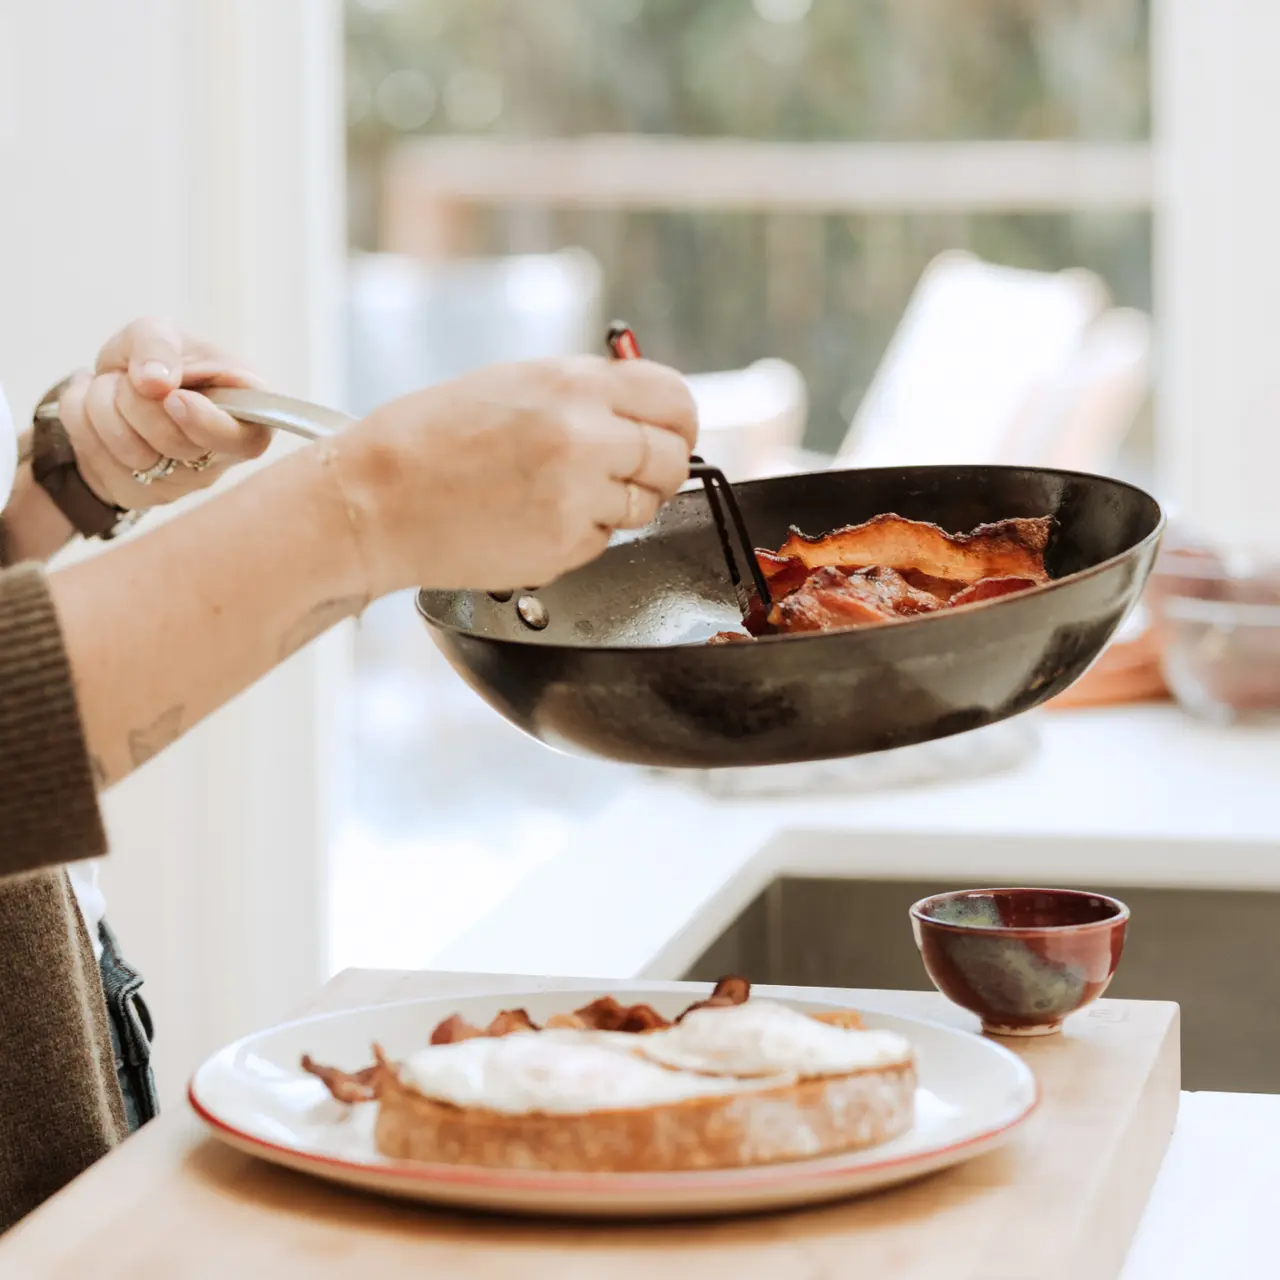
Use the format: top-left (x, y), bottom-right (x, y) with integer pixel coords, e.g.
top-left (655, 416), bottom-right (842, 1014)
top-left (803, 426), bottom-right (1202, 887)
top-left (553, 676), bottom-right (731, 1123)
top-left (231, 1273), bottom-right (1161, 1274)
top-left (0, 381), bottom-right (106, 960)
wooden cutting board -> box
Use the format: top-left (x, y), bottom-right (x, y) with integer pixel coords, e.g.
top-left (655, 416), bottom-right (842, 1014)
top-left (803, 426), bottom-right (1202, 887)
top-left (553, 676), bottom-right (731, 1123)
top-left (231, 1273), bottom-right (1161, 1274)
top-left (0, 970), bottom-right (1180, 1280)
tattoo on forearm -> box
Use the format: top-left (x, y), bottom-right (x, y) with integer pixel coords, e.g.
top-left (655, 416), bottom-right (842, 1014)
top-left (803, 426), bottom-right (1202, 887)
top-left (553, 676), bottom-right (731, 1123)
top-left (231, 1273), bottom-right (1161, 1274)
top-left (278, 595), bottom-right (366, 660)
top-left (127, 705), bottom-right (185, 767)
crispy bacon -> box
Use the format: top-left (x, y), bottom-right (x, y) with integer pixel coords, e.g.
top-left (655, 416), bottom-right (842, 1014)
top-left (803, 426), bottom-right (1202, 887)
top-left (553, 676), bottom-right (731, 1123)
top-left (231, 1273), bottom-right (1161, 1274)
top-left (675, 974), bottom-right (751, 1022)
top-left (301, 977), bottom-right (756, 1105)
top-left (772, 513), bottom-right (1052, 586)
top-left (485, 1008), bottom-right (539, 1037)
top-left (571, 996), bottom-right (672, 1033)
top-left (901, 569), bottom-right (969, 603)
top-left (712, 513), bottom-right (1052, 642)
top-left (430, 1007), bottom-right (541, 1045)
top-left (768, 565), bottom-right (943, 634)
top-left (948, 575), bottom-right (1043, 607)
top-left (428, 1014), bottom-right (485, 1046)
top-left (756, 552), bottom-right (813, 600)
top-left (300, 1050), bottom-right (387, 1103)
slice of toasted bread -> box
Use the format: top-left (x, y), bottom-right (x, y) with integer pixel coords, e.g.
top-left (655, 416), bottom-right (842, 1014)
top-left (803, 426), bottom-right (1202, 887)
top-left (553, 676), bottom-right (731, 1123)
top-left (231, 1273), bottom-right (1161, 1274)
top-left (374, 1058), bottom-right (915, 1173)
top-left (374, 1005), bottom-right (915, 1174)
top-left (302, 981), bottom-right (915, 1173)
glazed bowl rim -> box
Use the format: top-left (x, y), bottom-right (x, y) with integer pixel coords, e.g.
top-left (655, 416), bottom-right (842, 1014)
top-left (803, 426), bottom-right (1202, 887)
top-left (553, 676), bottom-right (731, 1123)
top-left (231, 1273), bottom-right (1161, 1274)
top-left (909, 886), bottom-right (1130, 936)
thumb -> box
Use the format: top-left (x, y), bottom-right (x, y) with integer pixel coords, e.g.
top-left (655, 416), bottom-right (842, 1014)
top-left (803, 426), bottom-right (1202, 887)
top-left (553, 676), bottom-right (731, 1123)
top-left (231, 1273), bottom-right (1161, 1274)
top-left (97, 317), bottom-right (184, 400)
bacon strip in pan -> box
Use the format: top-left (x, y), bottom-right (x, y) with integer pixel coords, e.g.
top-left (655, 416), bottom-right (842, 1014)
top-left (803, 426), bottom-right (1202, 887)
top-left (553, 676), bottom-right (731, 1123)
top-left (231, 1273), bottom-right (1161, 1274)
top-left (709, 513), bottom-right (1053, 642)
top-left (947, 575), bottom-right (1044, 607)
top-left (770, 513), bottom-right (1052, 587)
top-left (768, 565), bottom-right (943, 634)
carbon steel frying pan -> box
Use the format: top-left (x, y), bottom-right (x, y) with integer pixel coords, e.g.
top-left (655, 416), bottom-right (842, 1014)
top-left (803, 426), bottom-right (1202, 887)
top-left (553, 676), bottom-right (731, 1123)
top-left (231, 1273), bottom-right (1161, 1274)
top-left (207, 388), bottom-right (1164, 769)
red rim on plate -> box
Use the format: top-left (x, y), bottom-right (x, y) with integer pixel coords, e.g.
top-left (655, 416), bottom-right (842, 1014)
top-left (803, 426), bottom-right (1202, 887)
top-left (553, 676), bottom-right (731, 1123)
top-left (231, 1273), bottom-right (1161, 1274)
top-left (187, 1079), bottom-right (1039, 1194)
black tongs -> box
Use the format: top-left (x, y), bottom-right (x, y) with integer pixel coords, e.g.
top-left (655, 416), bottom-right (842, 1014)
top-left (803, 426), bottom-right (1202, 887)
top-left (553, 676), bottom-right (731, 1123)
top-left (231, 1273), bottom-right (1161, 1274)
top-left (606, 323), bottom-right (772, 621)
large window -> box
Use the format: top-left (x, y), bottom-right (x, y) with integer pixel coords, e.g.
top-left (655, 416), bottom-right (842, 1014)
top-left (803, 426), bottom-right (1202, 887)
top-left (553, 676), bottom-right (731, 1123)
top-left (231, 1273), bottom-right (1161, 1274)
top-left (346, 0), bottom-right (1151, 450)
top-left (331, 0), bottom-right (1155, 972)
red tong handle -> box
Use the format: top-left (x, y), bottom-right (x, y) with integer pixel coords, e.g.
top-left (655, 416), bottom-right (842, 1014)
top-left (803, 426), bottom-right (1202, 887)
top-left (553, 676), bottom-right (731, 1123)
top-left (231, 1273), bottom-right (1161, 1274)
top-left (606, 323), bottom-right (642, 361)
top-left (602, 322), bottom-right (770, 620)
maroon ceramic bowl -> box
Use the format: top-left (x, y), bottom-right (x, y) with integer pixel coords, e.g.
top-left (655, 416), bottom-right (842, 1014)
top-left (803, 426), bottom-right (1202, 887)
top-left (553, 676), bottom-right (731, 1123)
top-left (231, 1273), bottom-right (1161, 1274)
top-left (909, 887), bottom-right (1129, 1036)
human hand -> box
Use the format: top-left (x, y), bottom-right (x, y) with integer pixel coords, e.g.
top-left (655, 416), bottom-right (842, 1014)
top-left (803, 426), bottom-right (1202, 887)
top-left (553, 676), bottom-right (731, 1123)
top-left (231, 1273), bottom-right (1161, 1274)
top-left (59, 318), bottom-right (271, 510)
top-left (331, 355), bottom-right (698, 596)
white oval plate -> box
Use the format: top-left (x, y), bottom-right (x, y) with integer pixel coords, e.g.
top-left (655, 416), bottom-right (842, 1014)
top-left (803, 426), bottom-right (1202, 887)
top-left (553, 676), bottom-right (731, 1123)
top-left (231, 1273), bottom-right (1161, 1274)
top-left (189, 986), bottom-right (1038, 1218)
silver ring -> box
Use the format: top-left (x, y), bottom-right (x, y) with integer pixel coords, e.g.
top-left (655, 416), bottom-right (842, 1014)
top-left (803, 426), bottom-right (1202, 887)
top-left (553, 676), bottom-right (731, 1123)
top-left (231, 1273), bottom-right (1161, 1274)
top-left (182, 450), bottom-right (216, 472)
top-left (131, 456), bottom-right (178, 485)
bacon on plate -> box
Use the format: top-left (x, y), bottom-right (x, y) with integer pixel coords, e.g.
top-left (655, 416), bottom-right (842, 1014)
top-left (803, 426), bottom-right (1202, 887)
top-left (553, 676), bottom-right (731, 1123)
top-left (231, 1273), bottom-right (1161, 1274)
top-left (301, 976), bottom-right (755, 1104)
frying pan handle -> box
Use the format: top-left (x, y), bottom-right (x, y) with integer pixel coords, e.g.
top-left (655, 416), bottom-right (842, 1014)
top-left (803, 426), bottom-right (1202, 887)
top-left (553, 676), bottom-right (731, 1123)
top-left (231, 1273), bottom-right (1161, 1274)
top-left (203, 387), bottom-right (356, 441)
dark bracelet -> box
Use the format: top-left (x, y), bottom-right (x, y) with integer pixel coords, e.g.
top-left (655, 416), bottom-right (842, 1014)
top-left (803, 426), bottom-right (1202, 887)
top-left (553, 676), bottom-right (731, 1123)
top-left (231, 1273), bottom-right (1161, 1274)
top-left (30, 377), bottom-right (140, 541)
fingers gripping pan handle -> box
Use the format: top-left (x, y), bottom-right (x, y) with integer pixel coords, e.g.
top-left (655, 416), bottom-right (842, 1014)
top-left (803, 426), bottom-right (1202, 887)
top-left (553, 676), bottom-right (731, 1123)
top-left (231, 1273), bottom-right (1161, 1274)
top-left (203, 387), bottom-right (356, 442)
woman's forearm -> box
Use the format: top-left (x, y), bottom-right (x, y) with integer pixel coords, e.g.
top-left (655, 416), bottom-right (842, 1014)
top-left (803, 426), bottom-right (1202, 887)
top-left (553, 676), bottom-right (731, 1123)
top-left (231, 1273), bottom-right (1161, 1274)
top-left (49, 445), bottom-right (367, 787)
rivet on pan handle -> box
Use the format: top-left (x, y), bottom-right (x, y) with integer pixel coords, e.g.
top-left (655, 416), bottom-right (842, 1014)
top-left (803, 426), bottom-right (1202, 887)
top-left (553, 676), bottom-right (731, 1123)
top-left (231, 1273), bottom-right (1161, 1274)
top-left (607, 322), bottom-right (771, 624)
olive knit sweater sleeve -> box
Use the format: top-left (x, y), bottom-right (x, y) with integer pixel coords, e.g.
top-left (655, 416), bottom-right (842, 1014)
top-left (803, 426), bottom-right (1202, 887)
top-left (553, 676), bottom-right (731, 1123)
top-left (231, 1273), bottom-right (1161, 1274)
top-left (0, 563), bottom-right (126, 1232)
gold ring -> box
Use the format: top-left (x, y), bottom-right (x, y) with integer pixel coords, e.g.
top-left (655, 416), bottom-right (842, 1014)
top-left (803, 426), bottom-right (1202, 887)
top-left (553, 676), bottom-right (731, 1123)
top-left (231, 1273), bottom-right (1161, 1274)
top-left (624, 482), bottom-right (643, 527)
top-left (183, 450), bottom-right (216, 472)
top-left (632, 424), bottom-right (652, 485)
top-left (131, 456), bottom-right (177, 485)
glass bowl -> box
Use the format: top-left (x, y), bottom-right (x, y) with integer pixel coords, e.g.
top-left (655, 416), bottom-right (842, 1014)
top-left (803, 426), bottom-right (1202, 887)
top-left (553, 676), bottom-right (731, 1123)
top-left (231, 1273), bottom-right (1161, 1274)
top-left (1148, 547), bottom-right (1280, 724)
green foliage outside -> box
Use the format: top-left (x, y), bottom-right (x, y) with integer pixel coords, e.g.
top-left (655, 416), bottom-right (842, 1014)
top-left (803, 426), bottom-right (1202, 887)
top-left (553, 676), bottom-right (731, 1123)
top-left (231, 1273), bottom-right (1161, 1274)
top-left (346, 0), bottom-right (1150, 449)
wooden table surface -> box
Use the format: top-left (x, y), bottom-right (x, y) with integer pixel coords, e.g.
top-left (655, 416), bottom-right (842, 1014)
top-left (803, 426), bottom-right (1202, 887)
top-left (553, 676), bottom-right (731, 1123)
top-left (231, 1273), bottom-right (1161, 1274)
top-left (0, 970), bottom-right (1180, 1280)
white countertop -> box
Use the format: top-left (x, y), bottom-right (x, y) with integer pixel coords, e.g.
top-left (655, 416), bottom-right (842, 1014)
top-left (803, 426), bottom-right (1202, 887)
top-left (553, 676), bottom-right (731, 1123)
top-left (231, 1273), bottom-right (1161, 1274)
top-left (433, 704), bottom-right (1280, 1277)
top-left (1123, 1091), bottom-right (1280, 1278)
top-left (435, 705), bottom-right (1280, 980)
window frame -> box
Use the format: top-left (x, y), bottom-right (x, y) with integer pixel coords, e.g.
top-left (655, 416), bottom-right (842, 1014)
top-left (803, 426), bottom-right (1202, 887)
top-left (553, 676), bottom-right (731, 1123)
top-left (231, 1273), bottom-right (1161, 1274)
top-left (5, 0), bottom-right (1259, 1098)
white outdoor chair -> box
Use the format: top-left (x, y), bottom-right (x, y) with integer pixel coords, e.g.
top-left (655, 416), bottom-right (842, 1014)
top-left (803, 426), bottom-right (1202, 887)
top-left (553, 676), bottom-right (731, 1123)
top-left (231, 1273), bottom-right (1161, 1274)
top-left (685, 252), bottom-right (1154, 798)
top-left (833, 249), bottom-right (1148, 475)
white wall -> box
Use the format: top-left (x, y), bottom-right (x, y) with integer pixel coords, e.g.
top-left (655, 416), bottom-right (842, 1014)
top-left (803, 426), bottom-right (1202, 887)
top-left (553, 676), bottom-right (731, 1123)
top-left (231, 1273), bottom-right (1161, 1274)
top-left (0, 0), bottom-right (347, 1102)
top-left (1153, 0), bottom-right (1280, 549)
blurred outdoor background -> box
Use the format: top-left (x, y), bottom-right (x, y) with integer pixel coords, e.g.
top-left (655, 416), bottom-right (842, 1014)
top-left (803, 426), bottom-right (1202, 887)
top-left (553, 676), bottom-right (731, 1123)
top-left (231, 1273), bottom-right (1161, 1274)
top-left (345, 0), bottom-right (1150, 449)
top-left (12, 0), bottom-right (1273, 1103)
top-left (330, 0), bottom-right (1157, 971)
